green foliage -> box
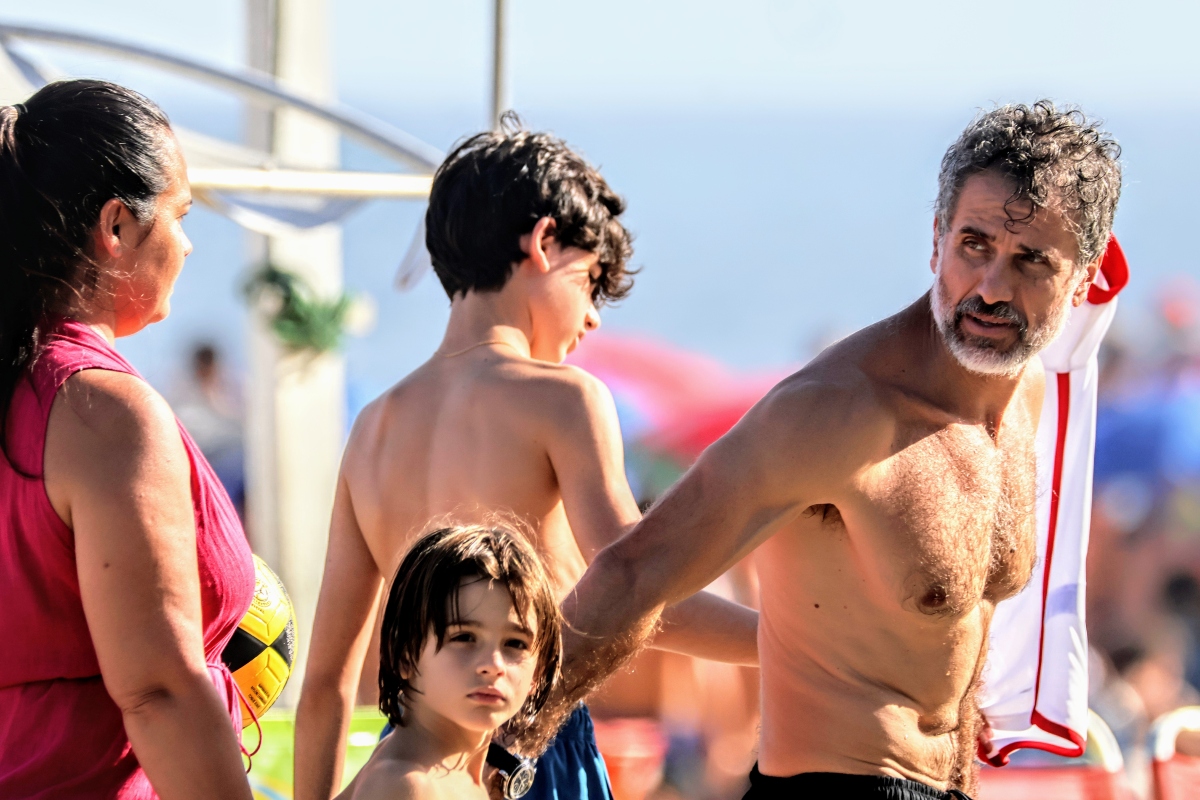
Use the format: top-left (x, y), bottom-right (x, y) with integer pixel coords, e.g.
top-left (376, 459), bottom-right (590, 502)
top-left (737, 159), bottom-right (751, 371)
top-left (243, 264), bottom-right (353, 355)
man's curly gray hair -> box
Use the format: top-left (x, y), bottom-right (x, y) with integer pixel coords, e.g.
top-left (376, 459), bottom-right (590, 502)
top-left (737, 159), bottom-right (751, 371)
top-left (935, 101), bottom-right (1122, 268)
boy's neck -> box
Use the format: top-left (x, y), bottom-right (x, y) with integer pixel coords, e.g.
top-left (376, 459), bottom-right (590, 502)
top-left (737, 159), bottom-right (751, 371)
top-left (392, 706), bottom-right (492, 782)
top-left (439, 289), bottom-right (535, 361)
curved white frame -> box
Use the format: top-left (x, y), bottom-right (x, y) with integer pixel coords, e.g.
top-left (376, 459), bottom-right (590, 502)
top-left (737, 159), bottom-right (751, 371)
top-left (0, 22), bottom-right (443, 173)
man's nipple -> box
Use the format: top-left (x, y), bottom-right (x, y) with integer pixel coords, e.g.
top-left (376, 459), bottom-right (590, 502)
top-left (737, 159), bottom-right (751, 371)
top-left (918, 585), bottom-right (949, 613)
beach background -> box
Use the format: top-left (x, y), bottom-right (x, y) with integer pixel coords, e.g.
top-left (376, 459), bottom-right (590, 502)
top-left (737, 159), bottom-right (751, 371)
top-left (2, 0), bottom-right (1195, 411)
top-left (4, 3), bottom-right (1200, 796)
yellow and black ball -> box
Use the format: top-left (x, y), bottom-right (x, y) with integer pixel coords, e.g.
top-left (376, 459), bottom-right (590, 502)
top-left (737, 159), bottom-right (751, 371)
top-left (222, 555), bottom-right (296, 727)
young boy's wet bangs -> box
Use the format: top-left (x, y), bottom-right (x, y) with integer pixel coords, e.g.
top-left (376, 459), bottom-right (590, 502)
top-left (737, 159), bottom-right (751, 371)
top-left (378, 525), bottom-right (563, 733)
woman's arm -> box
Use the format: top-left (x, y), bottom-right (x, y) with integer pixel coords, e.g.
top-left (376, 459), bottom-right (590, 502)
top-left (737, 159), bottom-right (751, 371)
top-left (295, 472), bottom-right (385, 800)
top-left (44, 369), bottom-right (253, 800)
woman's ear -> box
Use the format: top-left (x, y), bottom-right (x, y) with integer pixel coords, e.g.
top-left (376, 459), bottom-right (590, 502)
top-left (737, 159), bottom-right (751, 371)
top-left (92, 198), bottom-right (139, 261)
top-left (517, 217), bottom-right (557, 275)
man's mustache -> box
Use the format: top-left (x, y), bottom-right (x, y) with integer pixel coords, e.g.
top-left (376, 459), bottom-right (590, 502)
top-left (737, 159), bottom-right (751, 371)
top-left (954, 296), bottom-right (1028, 337)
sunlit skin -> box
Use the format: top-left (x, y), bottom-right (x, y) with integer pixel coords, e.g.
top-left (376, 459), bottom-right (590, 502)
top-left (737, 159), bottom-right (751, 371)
top-left (931, 170), bottom-right (1093, 376)
top-left (334, 580), bottom-right (539, 800)
top-left (41, 133), bottom-right (253, 800)
top-left (411, 580), bottom-right (539, 734)
top-left (546, 170), bottom-right (1101, 794)
top-left (295, 215), bottom-right (758, 800)
top-left (75, 133), bottom-right (194, 341)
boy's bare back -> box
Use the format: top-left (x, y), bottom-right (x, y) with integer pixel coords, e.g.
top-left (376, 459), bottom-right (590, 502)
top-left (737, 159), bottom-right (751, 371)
top-left (342, 342), bottom-right (635, 595)
top-left (296, 121), bottom-right (756, 800)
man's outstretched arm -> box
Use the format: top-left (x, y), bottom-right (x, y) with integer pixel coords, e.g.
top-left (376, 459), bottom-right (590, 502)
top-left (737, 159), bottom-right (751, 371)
top-left (544, 369), bottom-right (759, 665)
top-left (523, 376), bottom-right (869, 752)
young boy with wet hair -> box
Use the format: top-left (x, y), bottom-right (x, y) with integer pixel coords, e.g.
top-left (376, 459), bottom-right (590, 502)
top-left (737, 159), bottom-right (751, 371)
top-left (336, 524), bottom-right (561, 800)
top-left (296, 117), bottom-right (758, 800)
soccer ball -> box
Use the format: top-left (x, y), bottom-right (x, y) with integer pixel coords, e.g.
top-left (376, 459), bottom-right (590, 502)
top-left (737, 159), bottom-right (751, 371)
top-left (222, 555), bottom-right (297, 728)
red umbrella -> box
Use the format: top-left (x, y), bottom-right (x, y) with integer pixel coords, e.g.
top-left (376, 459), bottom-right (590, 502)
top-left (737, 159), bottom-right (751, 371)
top-left (568, 334), bottom-right (786, 465)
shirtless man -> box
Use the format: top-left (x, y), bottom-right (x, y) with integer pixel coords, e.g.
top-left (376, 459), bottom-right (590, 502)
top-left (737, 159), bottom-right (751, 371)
top-left (534, 102), bottom-right (1123, 798)
top-left (294, 122), bottom-right (758, 800)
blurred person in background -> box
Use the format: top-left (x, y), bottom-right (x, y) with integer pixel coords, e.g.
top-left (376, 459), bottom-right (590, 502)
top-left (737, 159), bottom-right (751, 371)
top-left (170, 342), bottom-right (245, 517)
top-left (0, 80), bottom-right (254, 799)
top-left (1163, 572), bottom-right (1200, 692)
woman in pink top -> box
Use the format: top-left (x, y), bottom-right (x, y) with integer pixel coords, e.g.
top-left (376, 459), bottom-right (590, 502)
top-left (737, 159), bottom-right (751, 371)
top-left (0, 80), bottom-right (255, 799)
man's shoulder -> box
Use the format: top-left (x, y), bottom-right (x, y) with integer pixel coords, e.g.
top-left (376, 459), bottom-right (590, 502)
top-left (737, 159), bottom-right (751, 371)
top-left (727, 341), bottom-right (899, 486)
top-left (760, 352), bottom-right (894, 437)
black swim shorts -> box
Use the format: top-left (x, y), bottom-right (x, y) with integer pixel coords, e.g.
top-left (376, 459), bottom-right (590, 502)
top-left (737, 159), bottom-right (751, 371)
top-left (742, 765), bottom-right (974, 800)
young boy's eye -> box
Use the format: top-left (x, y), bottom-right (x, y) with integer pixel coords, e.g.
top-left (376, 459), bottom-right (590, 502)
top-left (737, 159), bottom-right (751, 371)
top-left (504, 638), bottom-right (530, 651)
top-left (448, 631), bottom-right (475, 644)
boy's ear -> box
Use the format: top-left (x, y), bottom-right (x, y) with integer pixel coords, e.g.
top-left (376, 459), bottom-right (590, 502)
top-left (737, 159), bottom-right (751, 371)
top-left (518, 216), bottom-right (557, 275)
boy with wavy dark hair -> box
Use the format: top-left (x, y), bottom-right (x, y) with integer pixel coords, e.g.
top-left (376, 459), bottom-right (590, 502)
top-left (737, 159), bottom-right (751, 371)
top-left (296, 118), bottom-right (758, 800)
top-left (338, 524), bottom-right (561, 800)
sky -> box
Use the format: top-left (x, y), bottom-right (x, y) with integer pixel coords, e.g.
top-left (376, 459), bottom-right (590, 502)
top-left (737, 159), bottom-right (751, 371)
top-left (8, 0), bottom-right (1200, 111)
top-left (0, 0), bottom-right (1196, 398)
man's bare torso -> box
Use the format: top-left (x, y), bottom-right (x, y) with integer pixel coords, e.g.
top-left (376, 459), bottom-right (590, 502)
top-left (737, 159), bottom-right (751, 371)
top-left (341, 348), bottom-right (591, 595)
top-left (753, 307), bottom-right (1041, 790)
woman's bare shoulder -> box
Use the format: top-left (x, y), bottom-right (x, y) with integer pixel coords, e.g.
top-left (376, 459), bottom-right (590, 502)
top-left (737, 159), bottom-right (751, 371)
top-left (44, 368), bottom-right (188, 523)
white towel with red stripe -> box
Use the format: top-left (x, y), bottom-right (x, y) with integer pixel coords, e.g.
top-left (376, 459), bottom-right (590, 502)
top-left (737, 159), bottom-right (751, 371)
top-left (979, 237), bottom-right (1129, 765)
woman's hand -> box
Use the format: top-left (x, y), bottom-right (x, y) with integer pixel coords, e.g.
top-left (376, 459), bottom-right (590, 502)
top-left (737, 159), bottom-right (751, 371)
top-left (45, 368), bottom-right (252, 800)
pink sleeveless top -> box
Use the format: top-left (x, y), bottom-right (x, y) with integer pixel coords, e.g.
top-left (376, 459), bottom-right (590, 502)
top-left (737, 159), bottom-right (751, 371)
top-left (0, 319), bottom-right (255, 799)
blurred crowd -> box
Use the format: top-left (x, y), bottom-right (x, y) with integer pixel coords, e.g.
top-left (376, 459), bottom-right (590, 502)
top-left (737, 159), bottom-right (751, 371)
top-left (1086, 276), bottom-right (1200, 789)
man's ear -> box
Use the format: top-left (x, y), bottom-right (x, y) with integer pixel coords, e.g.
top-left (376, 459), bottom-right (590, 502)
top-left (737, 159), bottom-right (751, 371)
top-left (930, 217), bottom-right (942, 275)
top-left (517, 217), bottom-right (557, 275)
top-left (92, 198), bottom-right (138, 261)
top-left (1071, 256), bottom-right (1101, 307)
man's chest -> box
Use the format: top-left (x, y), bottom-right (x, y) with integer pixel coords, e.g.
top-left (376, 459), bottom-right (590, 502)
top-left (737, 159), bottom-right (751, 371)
top-left (854, 421), bottom-right (1038, 615)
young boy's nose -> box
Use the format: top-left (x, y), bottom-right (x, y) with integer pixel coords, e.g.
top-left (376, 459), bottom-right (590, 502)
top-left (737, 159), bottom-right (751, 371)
top-left (477, 648), bottom-right (507, 676)
top-left (585, 306), bottom-right (601, 332)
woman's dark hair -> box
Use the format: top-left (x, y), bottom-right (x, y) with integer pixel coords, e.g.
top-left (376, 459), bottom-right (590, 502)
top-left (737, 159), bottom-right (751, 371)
top-left (378, 524), bottom-right (563, 735)
top-left (0, 79), bottom-right (172, 465)
top-left (425, 113), bottom-right (634, 305)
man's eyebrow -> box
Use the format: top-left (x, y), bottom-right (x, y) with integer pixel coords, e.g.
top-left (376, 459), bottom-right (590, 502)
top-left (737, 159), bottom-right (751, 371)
top-left (1016, 244), bottom-right (1051, 260)
top-left (958, 225), bottom-right (994, 241)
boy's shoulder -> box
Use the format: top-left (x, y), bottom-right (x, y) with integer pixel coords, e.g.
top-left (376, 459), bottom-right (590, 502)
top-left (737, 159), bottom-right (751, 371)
top-left (492, 359), bottom-right (619, 434)
top-left (347, 354), bottom-right (615, 450)
top-left (342, 754), bottom-right (439, 800)
top-left (498, 358), bottom-right (610, 402)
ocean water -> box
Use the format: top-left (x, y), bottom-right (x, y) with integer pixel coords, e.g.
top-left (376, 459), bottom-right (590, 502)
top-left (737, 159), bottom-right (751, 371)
top-left (117, 99), bottom-right (1199, 417)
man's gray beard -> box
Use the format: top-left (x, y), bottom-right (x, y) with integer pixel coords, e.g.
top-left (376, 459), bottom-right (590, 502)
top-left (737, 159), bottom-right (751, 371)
top-left (931, 273), bottom-right (1074, 378)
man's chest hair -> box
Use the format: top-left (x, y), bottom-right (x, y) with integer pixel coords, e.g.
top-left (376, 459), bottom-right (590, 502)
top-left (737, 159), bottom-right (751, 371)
top-left (861, 416), bottom-right (1039, 616)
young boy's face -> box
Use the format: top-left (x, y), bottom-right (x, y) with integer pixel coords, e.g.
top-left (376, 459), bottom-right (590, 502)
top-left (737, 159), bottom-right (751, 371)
top-left (527, 244), bottom-right (603, 363)
top-left (409, 578), bottom-right (539, 734)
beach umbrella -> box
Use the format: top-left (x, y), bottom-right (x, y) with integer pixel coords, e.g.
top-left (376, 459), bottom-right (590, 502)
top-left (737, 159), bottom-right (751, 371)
top-left (567, 334), bottom-right (785, 467)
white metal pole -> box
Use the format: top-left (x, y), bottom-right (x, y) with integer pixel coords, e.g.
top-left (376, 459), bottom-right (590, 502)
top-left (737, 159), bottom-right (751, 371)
top-left (244, 0), bottom-right (344, 707)
top-left (491, 0), bottom-right (508, 129)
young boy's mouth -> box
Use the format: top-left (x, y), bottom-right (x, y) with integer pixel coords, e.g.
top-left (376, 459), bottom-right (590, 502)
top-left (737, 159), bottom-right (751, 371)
top-left (467, 687), bottom-right (506, 705)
